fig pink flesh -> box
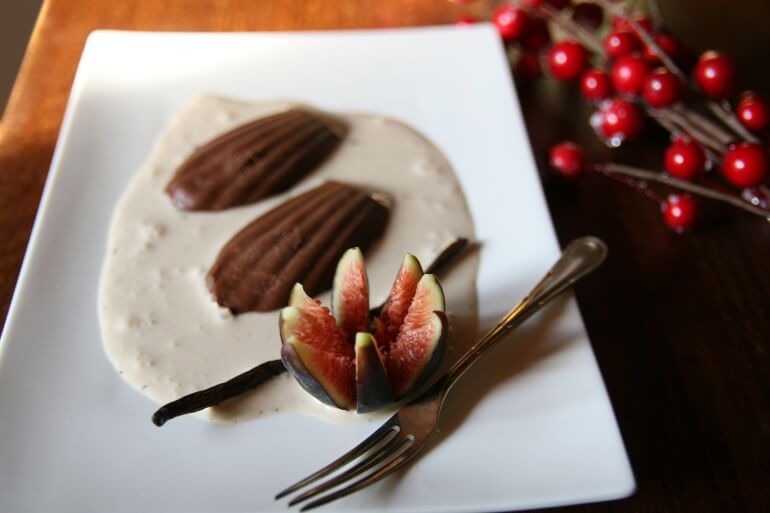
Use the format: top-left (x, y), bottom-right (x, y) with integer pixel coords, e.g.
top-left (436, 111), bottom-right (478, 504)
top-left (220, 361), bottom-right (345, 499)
top-left (375, 254), bottom-right (423, 352)
top-left (383, 274), bottom-right (446, 398)
top-left (280, 255), bottom-right (447, 410)
top-left (281, 285), bottom-right (356, 409)
top-left (332, 248), bottom-right (369, 341)
top-left (289, 286), bottom-right (353, 359)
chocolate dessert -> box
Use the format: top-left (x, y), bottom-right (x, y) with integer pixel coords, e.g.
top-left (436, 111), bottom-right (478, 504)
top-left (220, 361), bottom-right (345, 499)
top-left (206, 181), bottom-right (390, 313)
top-left (165, 108), bottom-right (347, 210)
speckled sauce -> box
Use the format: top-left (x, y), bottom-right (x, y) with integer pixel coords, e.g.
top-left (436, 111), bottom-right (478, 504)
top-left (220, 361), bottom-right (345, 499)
top-left (98, 96), bottom-right (478, 424)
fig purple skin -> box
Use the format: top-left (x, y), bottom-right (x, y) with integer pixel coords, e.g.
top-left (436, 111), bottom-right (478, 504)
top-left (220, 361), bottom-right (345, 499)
top-left (280, 343), bottom-right (339, 409)
top-left (355, 333), bottom-right (393, 413)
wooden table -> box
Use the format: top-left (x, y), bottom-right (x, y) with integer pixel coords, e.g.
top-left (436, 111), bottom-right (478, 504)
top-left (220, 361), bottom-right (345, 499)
top-left (1, 1), bottom-right (768, 512)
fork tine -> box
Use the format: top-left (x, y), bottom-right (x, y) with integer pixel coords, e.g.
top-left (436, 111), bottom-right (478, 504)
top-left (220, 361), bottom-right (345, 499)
top-left (287, 428), bottom-right (402, 506)
top-left (299, 435), bottom-right (417, 512)
top-left (275, 415), bottom-right (399, 500)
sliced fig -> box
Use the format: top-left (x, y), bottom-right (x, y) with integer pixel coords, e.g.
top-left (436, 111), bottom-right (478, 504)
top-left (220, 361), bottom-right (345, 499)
top-left (374, 253), bottom-right (423, 351)
top-left (379, 274), bottom-right (447, 399)
top-left (279, 284), bottom-right (355, 409)
top-left (278, 251), bottom-right (447, 412)
top-left (284, 284), bottom-right (352, 358)
top-left (207, 181), bottom-right (389, 313)
top-left (354, 333), bottom-right (393, 413)
top-left (165, 108), bottom-right (348, 211)
top-left (332, 248), bottom-right (369, 342)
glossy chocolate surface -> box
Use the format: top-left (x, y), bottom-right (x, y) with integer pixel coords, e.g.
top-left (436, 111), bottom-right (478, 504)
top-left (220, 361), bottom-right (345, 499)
top-left (165, 108), bottom-right (347, 210)
top-left (207, 181), bottom-right (389, 313)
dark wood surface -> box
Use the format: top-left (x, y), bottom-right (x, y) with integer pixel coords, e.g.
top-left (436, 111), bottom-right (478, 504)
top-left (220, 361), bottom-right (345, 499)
top-left (0, 1), bottom-right (768, 512)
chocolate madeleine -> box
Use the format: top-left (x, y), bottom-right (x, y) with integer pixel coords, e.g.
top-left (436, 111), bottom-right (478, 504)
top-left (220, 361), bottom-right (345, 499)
top-left (166, 108), bottom-right (348, 211)
top-left (207, 181), bottom-right (390, 313)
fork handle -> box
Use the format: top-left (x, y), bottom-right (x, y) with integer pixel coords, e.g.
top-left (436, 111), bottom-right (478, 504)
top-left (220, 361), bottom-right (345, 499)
top-left (442, 236), bottom-right (608, 389)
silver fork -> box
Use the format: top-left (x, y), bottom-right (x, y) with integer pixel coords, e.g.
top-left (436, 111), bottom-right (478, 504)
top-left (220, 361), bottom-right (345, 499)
top-left (275, 236), bottom-right (608, 511)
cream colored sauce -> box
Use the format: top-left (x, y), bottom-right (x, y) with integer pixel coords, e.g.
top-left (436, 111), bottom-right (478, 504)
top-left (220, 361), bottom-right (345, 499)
top-left (98, 96), bottom-right (478, 424)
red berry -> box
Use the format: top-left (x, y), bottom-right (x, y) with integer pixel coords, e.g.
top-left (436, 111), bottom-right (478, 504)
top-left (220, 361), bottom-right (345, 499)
top-left (643, 32), bottom-right (681, 65)
top-left (612, 13), bottom-right (654, 34)
top-left (736, 92), bottom-right (770, 132)
top-left (523, 0), bottom-right (570, 9)
top-left (604, 31), bottom-right (639, 59)
top-left (643, 68), bottom-right (682, 107)
top-left (492, 4), bottom-right (530, 41)
top-left (595, 98), bottom-right (645, 142)
top-left (662, 194), bottom-right (698, 232)
top-left (572, 2), bottom-right (603, 30)
top-left (721, 142), bottom-right (768, 187)
top-left (455, 15), bottom-right (478, 26)
top-left (520, 18), bottom-right (551, 50)
top-left (514, 51), bottom-right (542, 80)
top-left (549, 141), bottom-right (586, 179)
top-left (547, 41), bottom-right (588, 82)
top-left (611, 54), bottom-right (650, 95)
top-left (664, 140), bottom-right (705, 180)
top-left (694, 51), bottom-right (736, 99)
top-left (580, 68), bottom-right (611, 101)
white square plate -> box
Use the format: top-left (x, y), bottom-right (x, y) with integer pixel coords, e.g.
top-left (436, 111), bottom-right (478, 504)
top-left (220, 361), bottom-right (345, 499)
top-left (0, 25), bottom-right (634, 512)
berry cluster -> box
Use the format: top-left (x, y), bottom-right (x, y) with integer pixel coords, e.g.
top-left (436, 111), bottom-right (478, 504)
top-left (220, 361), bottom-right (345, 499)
top-left (458, 0), bottom-right (770, 232)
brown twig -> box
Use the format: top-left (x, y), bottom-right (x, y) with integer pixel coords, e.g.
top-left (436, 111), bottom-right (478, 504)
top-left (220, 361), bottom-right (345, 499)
top-left (537, 3), bottom-right (604, 54)
top-left (648, 108), bottom-right (727, 154)
top-left (594, 0), bottom-right (686, 83)
top-left (673, 105), bottom-right (734, 146)
top-left (594, 163), bottom-right (770, 219)
top-left (650, 114), bottom-right (722, 164)
top-left (598, 169), bottom-right (666, 203)
top-left (652, 115), bottom-right (683, 138)
top-left (707, 100), bottom-right (761, 144)
top-left (646, 0), bottom-right (663, 26)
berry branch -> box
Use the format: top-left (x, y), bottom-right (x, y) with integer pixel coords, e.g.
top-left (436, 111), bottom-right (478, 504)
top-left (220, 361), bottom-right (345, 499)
top-left (469, 0), bottom-right (770, 231)
top-left (599, 169), bottom-right (665, 203)
top-left (645, 0), bottom-right (662, 26)
top-left (593, 0), bottom-right (685, 82)
top-left (595, 163), bottom-right (770, 219)
top-left (648, 107), bottom-right (726, 154)
top-left (707, 101), bottom-right (761, 144)
top-left (538, 3), bottom-right (603, 53)
top-left (674, 106), bottom-right (732, 147)
top-left (589, 0), bottom-right (752, 154)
